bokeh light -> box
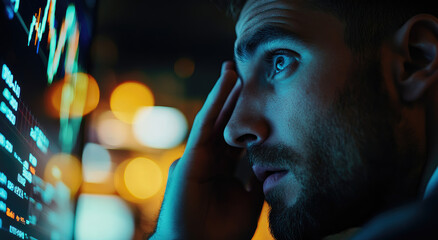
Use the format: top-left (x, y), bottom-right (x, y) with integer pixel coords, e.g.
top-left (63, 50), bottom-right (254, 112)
top-left (75, 194), bottom-right (134, 240)
top-left (44, 154), bottom-right (82, 196)
top-left (114, 157), bottom-right (163, 202)
top-left (133, 106), bottom-right (188, 149)
top-left (174, 57), bottom-right (195, 78)
top-left (45, 73), bottom-right (100, 118)
top-left (96, 111), bottom-right (130, 147)
top-left (110, 81), bottom-right (154, 123)
top-left (124, 157), bottom-right (162, 199)
top-left (252, 202), bottom-right (275, 240)
top-left (82, 143), bottom-right (112, 183)
top-left (114, 160), bottom-right (133, 202)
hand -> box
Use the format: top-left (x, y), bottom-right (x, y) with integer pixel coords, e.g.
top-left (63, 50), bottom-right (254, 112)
top-left (150, 61), bottom-right (264, 240)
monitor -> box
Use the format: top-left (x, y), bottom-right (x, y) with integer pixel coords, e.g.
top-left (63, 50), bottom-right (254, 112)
top-left (0, 0), bottom-right (96, 239)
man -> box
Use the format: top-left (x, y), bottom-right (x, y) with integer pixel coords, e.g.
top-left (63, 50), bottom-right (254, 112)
top-left (150, 0), bottom-right (438, 239)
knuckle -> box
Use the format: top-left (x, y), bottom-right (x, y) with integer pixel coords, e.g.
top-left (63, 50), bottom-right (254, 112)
top-left (222, 69), bottom-right (237, 79)
top-left (168, 158), bottom-right (180, 175)
top-left (193, 111), bottom-right (208, 128)
top-left (193, 111), bottom-right (203, 124)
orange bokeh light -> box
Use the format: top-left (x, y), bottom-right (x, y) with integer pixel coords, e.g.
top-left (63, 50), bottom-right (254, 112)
top-left (45, 73), bottom-right (100, 118)
top-left (109, 81), bottom-right (154, 123)
top-left (44, 153), bottom-right (82, 196)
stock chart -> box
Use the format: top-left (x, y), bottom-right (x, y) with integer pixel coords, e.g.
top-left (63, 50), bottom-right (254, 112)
top-left (1, 0), bottom-right (95, 239)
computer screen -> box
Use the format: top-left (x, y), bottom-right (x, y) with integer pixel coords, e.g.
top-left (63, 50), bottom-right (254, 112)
top-left (0, 0), bottom-right (95, 239)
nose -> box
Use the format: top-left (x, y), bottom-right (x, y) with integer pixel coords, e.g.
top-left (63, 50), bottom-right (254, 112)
top-left (223, 87), bottom-right (270, 148)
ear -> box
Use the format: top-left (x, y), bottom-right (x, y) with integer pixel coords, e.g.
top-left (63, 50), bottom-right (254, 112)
top-left (393, 14), bottom-right (438, 102)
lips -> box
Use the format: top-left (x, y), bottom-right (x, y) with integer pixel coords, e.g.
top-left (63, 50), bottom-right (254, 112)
top-left (252, 165), bottom-right (288, 194)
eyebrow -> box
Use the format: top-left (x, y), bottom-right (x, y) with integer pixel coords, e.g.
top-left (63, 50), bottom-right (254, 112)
top-left (234, 25), bottom-right (306, 62)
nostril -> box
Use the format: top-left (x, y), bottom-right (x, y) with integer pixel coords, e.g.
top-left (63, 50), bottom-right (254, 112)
top-left (236, 134), bottom-right (258, 144)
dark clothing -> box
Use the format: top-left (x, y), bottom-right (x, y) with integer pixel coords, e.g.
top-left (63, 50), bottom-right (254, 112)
top-left (352, 168), bottom-right (438, 240)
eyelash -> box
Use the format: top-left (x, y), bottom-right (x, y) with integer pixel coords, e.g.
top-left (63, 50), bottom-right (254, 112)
top-left (264, 49), bottom-right (298, 79)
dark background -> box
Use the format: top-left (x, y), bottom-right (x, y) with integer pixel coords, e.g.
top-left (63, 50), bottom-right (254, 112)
top-left (93, 0), bottom-right (237, 101)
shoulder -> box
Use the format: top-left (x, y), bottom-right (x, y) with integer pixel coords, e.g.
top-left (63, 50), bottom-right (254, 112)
top-left (351, 168), bottom-right (438, 240)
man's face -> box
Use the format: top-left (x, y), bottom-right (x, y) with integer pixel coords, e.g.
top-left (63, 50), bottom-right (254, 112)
top-left (224, 0), bottom-right (422, 239)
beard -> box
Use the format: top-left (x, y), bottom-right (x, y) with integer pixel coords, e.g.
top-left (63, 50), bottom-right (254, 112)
top-left (247, 58), bottom-right (424, 240)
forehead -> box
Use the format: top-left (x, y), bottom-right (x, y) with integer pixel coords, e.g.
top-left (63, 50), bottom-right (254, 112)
top-left (234, 0), bottom-right (345, 55)
top-left (236, 0), bottom-right (308, 37)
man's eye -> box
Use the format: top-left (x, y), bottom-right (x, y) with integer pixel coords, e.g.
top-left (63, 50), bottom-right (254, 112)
top-left (265, 50), bottom-right (298, 78)
top-left (274, 55), bottom-right (290, 73)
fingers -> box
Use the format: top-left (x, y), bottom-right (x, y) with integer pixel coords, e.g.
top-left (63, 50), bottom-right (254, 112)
top-left (168, 158), bottom-right (180, 176)
top-left (188, 61), bottom-right (238, 146)
top-left (214, 77), bottom-right (242, 135)
top-left (165, 158), bottom-right (180, 188)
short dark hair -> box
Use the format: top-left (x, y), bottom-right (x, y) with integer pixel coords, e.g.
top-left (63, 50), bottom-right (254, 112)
top-left (212, 0), bottom-right (438, 56)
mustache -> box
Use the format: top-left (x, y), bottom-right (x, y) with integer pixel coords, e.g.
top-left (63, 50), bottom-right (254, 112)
top-left (245, 144), bottom-right (302, 168)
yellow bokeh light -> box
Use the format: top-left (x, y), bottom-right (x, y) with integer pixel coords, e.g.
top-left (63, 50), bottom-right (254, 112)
top-left (110, 81), bottom-right (154, 123)
top-left (174, 57), bottom-right (195, 78)
top-left (114, 160), bottom-right (133, 202)
top-left (45, 73), bottom-right (100, 118)
top-left (124, 157), bottom-right (162, 199)
top-left (44, 153), bottom-right (82, 196)
top-left (115, 157), bottom-right (162, 202)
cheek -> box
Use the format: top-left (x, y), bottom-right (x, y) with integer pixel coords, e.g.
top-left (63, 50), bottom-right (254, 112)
top-left (303, 48), bottom-right (354, 110)
top-left (265, 86), bottom-right (317, 150)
